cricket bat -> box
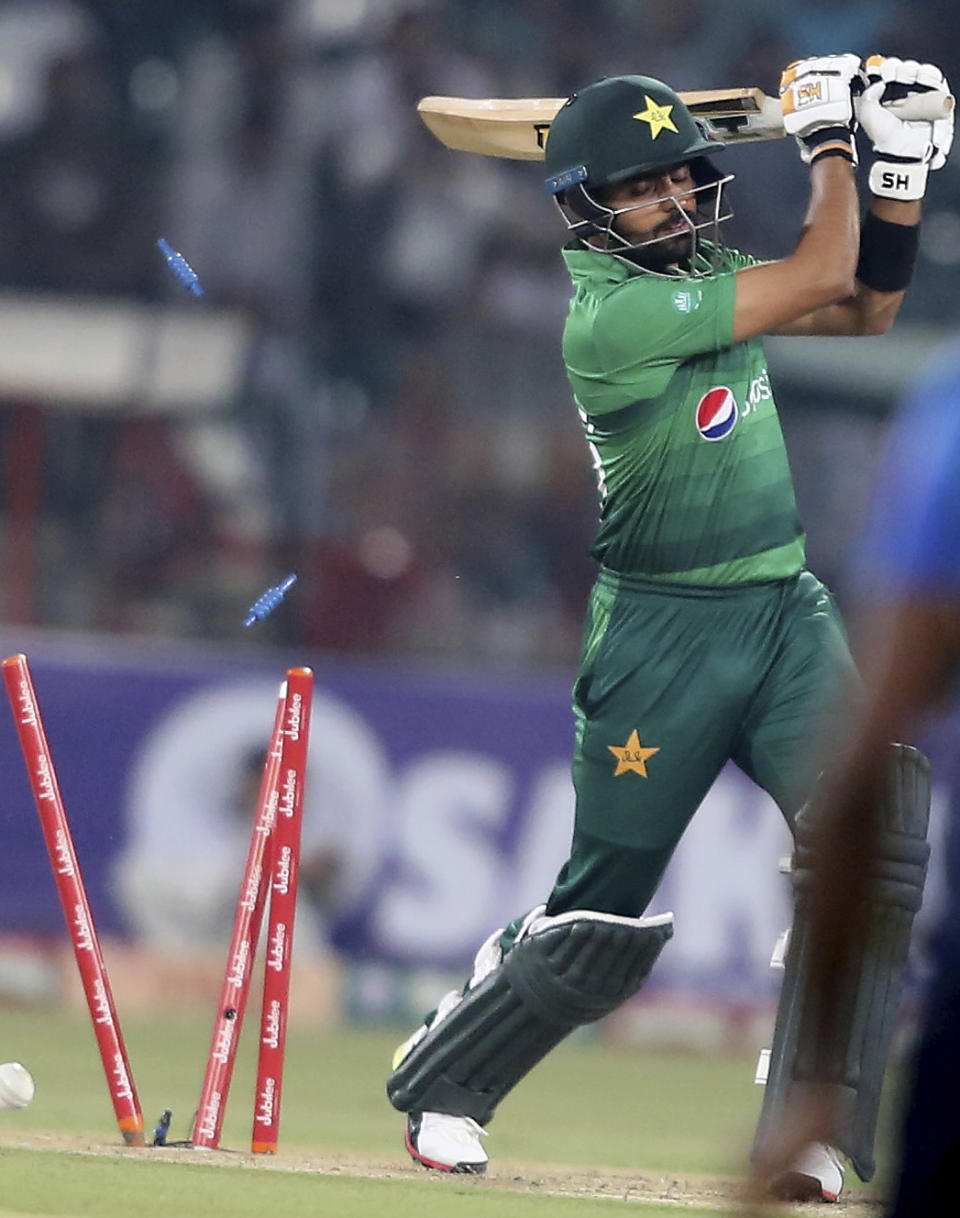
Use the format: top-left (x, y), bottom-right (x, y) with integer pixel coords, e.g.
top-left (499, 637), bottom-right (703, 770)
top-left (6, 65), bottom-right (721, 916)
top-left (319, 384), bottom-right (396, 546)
top-left (418, 87), bottom-right (955, 161)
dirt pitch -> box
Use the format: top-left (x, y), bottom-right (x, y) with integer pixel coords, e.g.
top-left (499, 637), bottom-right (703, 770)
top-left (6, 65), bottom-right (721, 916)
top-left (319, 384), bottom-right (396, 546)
top-left (0, 1128), bottom-right (884, 1214)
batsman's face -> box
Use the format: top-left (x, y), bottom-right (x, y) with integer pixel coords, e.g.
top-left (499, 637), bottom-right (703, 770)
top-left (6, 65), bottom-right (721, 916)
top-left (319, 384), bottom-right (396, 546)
top-left (602, 164), bottom-right (697, 255)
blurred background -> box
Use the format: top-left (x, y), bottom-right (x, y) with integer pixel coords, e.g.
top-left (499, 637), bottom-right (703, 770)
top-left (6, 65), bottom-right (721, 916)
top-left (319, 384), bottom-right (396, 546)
top-left (0, 0), bottom-right (958, 1051)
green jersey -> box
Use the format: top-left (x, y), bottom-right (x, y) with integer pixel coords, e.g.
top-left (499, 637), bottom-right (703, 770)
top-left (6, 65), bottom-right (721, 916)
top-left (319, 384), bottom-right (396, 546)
top-left (561, 242), bottom-right (806, 585)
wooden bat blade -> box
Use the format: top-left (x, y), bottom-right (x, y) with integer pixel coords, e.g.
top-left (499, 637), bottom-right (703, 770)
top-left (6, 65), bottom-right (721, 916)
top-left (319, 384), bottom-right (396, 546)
top-left (417, 90), bottom-right (791, 160)
top-left (418, 96), bottom-right (563, 160)
top-left (418, 88), bottom-right (955, 161)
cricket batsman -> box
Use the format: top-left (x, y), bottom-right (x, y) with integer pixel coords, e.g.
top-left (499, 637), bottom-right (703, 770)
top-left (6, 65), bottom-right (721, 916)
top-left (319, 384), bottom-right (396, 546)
top-left (387, 53), bottom-right (954, 1202)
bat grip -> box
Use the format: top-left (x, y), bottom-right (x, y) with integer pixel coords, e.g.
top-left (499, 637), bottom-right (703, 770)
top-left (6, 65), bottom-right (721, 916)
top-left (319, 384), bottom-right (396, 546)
top-left (880, 91), bottom-right (954, 121)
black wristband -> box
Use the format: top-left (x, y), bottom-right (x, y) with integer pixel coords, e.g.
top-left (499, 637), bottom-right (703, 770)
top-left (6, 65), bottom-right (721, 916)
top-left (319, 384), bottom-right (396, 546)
top-left (810, 145), bottom-right (856, 165)
top-left (803, 126), bottom-right (856, 165)
top-left (856, 210), bottom-right (920, 292)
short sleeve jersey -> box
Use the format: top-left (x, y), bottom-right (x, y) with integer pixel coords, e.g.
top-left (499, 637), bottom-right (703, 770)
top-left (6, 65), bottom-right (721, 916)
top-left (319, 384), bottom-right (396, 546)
top-left (561, 242), bottom-right (806, 585)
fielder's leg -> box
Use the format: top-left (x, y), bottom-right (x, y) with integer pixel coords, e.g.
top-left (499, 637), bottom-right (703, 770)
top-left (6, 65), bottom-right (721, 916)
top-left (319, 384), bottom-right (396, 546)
top-left (753, 742), bottom-right (931, 1189)
top-left (888, 890), bottom-right (960, 1217)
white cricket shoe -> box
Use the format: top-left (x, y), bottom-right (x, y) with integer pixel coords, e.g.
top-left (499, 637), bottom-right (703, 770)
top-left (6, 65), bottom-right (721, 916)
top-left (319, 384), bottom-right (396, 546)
top-left (405, 1111), bottom-right (489, 1174)
top-left (770, 1142), bottom-right (844, 1203)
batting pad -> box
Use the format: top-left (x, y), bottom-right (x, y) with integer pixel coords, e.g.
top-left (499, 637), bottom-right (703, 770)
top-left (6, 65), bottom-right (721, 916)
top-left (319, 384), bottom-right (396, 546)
top-left (753, 742), bottom-right (931, 1182)
top-left (387, 908), bottom-right (673, 1125)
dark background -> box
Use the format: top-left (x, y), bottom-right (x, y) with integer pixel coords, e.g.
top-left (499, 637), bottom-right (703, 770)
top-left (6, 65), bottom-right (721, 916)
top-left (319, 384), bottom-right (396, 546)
top-left (1, 0), bottom-right (957, 671)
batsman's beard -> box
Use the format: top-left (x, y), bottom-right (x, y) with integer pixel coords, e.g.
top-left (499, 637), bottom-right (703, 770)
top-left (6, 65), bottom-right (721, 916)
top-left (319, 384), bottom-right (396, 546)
top-left (621, 211), bottom-right (697, 272)
top-left (648, 220), bottom-right (695, 261)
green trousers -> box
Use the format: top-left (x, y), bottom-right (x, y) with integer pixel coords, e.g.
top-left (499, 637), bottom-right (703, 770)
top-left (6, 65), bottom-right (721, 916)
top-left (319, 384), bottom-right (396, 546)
top-left (543, 567), bottom-right (858, 920)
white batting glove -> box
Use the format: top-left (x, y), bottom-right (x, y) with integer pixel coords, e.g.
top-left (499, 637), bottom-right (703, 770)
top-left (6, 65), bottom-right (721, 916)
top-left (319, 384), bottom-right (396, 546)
top-left (780, 54), bottom-right (862, 165)
top-left (857, 55), bottom-right (954, 199)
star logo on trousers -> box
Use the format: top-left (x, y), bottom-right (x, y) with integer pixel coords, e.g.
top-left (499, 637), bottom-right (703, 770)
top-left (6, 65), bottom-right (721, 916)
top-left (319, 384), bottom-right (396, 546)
top-left (608, 730), bottom-right (660, 777)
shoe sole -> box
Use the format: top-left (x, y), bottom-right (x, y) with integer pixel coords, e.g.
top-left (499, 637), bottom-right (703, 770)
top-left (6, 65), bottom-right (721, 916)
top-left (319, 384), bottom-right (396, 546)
top-left (770, 1171), bottom-right (839, 1203)
top-left (404, 1124), bottom-right (487, 1175)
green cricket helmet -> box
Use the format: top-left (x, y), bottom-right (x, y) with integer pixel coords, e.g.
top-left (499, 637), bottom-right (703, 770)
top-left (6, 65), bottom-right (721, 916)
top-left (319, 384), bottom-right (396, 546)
top-left (544, 75), bottom-right (733, 271)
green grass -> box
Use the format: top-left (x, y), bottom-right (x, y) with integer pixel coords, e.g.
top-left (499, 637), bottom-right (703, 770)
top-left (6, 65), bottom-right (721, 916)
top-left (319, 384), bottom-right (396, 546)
top-left (0, 1006), bottom-right (900, 1216)
top-left (0, 1149), bottom-right (738, 1218)
top-left (1, 1010), bottom-right (763, 1167)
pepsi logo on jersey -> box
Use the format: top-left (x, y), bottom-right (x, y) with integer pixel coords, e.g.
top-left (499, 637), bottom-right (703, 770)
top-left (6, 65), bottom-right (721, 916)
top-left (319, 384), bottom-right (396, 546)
top-left (695, 386), bottom-right (738, 441)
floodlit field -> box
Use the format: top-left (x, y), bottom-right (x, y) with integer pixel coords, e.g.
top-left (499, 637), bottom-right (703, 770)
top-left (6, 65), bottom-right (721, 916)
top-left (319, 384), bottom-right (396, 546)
top-left (0, 1005), bottom-right (899, 1216)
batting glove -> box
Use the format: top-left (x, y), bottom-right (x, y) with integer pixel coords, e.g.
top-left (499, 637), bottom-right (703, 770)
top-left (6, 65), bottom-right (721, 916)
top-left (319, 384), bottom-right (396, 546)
top-left (857, 55), bottom-right (954, 200)
top-left (780, 53), bottom-right (862, 165)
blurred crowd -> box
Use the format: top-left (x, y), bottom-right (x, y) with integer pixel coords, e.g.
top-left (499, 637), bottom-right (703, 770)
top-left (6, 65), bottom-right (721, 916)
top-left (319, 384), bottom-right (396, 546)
top-left (1, 0), bottom-right (960, 667)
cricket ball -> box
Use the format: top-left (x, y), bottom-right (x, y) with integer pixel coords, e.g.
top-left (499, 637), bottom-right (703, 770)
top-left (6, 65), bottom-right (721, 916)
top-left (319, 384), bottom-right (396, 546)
top-left (0, 1061), bottom-right (35, 1110)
